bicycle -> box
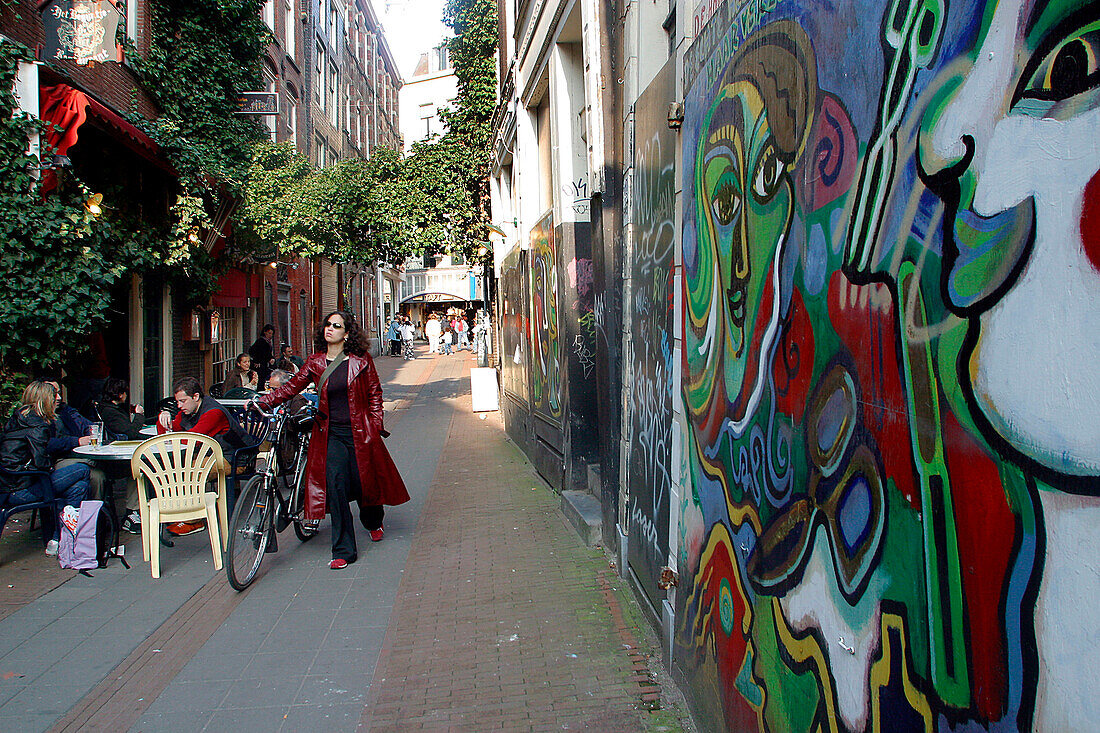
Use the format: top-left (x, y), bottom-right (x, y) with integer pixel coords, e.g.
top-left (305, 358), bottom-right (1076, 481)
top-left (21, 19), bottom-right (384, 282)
top-left (225, 400), bottom-right (318, 590)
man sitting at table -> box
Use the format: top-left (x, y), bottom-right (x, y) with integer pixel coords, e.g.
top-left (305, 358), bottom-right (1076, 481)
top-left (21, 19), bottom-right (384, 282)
top-left (156, 376), bottom-right (255, 535)
top-left (44, 379), bottom-right (105, 501)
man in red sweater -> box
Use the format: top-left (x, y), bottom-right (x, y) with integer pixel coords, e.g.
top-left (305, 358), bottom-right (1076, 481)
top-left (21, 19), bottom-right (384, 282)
top-left (156, 376), bottom-right (248, 535)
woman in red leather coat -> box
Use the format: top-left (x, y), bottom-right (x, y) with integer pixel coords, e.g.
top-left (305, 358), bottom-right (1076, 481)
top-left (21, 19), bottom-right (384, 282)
top-left (259, 310), bottom-right (409, 569)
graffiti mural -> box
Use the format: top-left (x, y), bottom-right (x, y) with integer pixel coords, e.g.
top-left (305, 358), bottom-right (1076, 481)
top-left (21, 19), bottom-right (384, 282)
top-left (676, 1), bottom-right (1100, 731)
top-left (628, 58), bottom-right (678, 611)
top-left (499, 248), bottom-right (529, 403)
top-left (530, 213), bottom-right (562, 422)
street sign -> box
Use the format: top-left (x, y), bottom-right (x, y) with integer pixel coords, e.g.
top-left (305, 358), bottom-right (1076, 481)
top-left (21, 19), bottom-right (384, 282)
top-left (236, 92), bottom-right (279, 115)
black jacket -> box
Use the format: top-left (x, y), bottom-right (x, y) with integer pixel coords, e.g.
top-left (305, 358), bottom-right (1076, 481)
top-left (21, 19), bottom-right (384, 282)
top-left (96, 400), bottom-right (147, 441)
top-left (0, 409), bottom-right (52, 492)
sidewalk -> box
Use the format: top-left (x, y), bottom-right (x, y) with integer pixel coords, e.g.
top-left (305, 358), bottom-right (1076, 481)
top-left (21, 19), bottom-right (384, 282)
top-left (0, 346), bottom-right (694, 731)
top-left (361, 355), bottom-right (691, 731)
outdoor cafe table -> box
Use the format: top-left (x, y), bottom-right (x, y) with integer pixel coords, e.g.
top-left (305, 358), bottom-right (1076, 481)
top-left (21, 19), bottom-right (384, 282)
top-left (72, 441), bottom-right (144, 559)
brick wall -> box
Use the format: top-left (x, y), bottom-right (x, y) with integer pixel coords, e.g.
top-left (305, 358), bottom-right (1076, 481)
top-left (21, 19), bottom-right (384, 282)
top-left (2, 0), bottom-right (159, 119)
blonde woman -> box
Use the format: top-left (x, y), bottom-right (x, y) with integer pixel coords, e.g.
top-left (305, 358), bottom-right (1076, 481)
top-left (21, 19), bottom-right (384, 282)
top-left (0, 381), bottom-right (91, 555)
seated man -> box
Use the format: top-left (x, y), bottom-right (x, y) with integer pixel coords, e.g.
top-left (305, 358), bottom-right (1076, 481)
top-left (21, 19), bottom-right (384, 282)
top-left (45, 380), bottom-right (105, 500)
top-left (156, 376), bottom-right (256, 535)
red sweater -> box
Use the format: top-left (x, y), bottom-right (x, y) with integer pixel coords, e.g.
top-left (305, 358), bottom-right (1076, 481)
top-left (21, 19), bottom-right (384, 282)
top-left (157, 409), bottom-right (230, 437)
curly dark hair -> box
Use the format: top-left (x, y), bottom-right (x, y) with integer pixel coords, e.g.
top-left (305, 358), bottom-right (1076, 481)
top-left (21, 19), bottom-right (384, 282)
top-left (313, 310), bottom-right (367, 356)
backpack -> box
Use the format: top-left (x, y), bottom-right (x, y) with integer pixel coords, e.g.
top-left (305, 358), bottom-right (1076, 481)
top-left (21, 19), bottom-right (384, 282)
top-left (59, 501), bottom-right (127, 573)
top-left (59, 501), bottom-right (101, 571)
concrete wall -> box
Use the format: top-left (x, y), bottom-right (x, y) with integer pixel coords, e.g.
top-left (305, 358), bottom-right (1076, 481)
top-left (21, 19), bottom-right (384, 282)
top-left (670, 0), bottom-right (1100, 730)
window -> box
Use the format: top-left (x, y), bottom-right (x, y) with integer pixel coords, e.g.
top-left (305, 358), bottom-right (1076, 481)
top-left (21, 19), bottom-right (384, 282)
top-left (328, 64), bottom-right (339, 126)
top-left (125, 0), bottom-right (138, 42)
top-left (284, 0), bottom-right (295, 59)
top-left (329, 4), bottom-right (338, 45)
top-left (211, 309), bottom-right (242, 386)
top-left (262, 0), bottom-right (275, 32)
top-left (435, 44), bottom-right (449, 71)
top-left (287, 98), bottom-right (298, 145)
top-left (316, 135), bottom-right (326, 167)
top-left (345, 86), bottom-right (352, 133)
top-left (264, 71), bottom-right (278, 141)
top-left (314, 41), bottom-right (324, 106)
top-left (420, 102), bottom-right (434, 136)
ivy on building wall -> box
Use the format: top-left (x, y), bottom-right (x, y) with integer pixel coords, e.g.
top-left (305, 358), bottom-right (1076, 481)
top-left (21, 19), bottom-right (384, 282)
top-left (0, 41), bottom-right (164, 393)
top-left (124, 0), bottom-right (270, 274)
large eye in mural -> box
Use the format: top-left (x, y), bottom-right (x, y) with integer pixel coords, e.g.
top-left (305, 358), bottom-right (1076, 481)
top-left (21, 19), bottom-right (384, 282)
top-left (711, 177), bottom-right (743, 227)
top-left (1014, 22), bottom-right (1100, 103)
top-left (751, 143), bottom-right (785, 203)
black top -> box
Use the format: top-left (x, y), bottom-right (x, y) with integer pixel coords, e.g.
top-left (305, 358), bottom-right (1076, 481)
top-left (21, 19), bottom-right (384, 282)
top-left (326, 359), bottom-right (351, 427)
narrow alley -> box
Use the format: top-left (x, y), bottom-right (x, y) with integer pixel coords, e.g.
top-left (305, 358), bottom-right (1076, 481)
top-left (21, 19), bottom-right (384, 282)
top-left (0, 347), bottom-right (693, 732)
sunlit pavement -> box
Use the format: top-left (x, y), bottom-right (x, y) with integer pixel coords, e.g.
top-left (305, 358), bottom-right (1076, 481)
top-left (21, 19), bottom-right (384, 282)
top-left (0, 345), bottom-right (693, 732)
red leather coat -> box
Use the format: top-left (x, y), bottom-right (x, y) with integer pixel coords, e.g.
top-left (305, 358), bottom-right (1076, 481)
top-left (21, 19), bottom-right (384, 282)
top-left (259, 352), bottom-right (409, 521)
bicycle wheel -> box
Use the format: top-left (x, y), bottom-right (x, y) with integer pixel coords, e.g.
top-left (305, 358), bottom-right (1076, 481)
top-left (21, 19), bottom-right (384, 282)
top-left (289, 464), bottom-right (317, 543)
top-left (226, 474), bottom-right (272, 591)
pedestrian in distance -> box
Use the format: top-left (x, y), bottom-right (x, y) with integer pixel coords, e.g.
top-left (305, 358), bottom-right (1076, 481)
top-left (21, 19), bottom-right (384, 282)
top-left (223, 353), bottom-right (259, 393)
top-left (425, 314), bottom-right (442, 353)
top-left (400, 317), bottom-right (416, 360)
top-left (455, 317), bottom-right (469, 350)
top-left (258, 310), bottom-right (410, 570)
top-left (387, 318), bottom-right (401, 357)
top-left (248, 324), bottom-right (276, 387)
top-left (441, 327), bottom-right (453, 355)
top-left (0, 380), bottom-right (91, 555)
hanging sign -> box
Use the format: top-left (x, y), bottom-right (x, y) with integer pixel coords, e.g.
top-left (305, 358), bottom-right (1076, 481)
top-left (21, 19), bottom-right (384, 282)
top-left (236, 92), bottom-right (280, 115)
top-left (41, 0), bottom-right (122, 66)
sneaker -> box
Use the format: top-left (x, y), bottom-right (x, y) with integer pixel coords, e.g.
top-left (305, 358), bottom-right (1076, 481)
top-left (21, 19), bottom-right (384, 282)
top-left (369, 525), bottom-right (384, 542)
top-left (167, 520), bottom-right (206, 536)
top-left (121, 511), bottom-right (141, 534)
top-left (329, 558), bottom-right (348, 570)
top-left (45, 539), bottom-right (59, 556)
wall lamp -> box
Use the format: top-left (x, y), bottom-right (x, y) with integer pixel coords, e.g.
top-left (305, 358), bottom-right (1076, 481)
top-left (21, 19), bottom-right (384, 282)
top-left (267, 260), bottom-right (300, 269)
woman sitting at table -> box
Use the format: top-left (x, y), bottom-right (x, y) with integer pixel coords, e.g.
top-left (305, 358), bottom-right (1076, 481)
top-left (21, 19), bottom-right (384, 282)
top-left (96, 377), bottom-right (148, 441)
top-left (94, 377), bottom-right (148, 533)
top-left (0, 381), bottom-right (91, 556)
top-left (222, 353), bottom-right (259, 393)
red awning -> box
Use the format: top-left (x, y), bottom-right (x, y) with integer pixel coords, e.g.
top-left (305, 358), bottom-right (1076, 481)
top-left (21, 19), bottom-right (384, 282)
top-left (39, 83), bottom-right (171, 174)
top-left (212, 268), bottom-right (261, 309)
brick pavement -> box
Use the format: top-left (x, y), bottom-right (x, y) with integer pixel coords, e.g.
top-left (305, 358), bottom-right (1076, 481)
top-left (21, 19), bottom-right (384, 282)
top-left (359, 355), bottom-right (693, 732)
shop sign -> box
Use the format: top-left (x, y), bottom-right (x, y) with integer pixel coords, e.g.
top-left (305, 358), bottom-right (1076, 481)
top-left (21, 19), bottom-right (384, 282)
top-left (41, 0), bottom-right (121, 66)
top-left (237, 92), bottom-right (279, 115)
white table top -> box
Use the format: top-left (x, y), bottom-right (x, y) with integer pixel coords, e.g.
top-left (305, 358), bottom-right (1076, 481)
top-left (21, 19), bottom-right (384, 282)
top-left (140, 425), bottom-right (157, 436)
top-left (72, 441), bottom-right (143, 460)
top-left (216, 398), bottom-right (252, 407)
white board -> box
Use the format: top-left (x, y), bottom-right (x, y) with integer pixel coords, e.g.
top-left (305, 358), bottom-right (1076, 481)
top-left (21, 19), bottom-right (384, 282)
top-left (470, 367), bottom-right (500, 412)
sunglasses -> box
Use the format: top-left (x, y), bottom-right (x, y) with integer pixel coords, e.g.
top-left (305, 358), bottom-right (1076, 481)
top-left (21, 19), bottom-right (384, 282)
top-left (324, 322), bottom-right (346, 329)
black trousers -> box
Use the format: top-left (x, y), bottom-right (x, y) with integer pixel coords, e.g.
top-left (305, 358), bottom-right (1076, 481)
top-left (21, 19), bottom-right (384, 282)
top-left (326, 425), bottom-right (384, 562)
top-left (389, 338), bottom-right (401, 356)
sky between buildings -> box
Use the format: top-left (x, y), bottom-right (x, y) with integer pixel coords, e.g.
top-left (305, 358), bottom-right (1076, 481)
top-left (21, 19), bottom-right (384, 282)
top-left (376, 0), bottom-right (453, 79)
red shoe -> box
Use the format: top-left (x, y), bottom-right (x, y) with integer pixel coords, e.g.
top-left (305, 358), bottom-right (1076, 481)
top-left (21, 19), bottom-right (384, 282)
top-left (329, 558), bottom-right (348, 570)
top-left (167, 520), bottom-right (206, 536)
top-left (369, 525), bottom-right (384, 542)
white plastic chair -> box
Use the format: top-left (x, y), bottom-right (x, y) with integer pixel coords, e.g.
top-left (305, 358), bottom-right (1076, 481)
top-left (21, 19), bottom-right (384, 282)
top-left (130, 433), bottom-right (227, 578)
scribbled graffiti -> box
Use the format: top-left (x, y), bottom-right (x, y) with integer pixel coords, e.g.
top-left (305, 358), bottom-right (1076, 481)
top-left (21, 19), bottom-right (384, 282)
top-left (676, 2), bottom-right (1100, 731)
top-left (627, 59), bottom-right (679, 609)
top-left (572, 333), bottom-right (595, 379)
top-left (567, 257), bottom-right (595, 298)
top-left (529, 214), bottom-right (562, 421)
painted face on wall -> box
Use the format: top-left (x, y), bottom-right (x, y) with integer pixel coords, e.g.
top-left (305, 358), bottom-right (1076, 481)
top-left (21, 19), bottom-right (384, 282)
top-left (919, 0), bottom-right (1100, 478)
top-left (699, 83), bottom-right (792, 384)
top-left (686, 21), bottom-right (816, 430)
